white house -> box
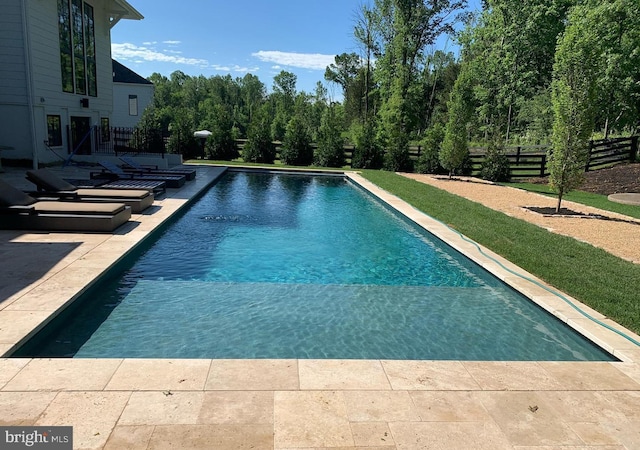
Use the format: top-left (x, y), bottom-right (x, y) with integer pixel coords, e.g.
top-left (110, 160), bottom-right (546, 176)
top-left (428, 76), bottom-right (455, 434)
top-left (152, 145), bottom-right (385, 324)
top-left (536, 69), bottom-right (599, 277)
top-left (0, 0), bottom-right (143, 167)
top-left (112, 59), bottom-right (154, 129)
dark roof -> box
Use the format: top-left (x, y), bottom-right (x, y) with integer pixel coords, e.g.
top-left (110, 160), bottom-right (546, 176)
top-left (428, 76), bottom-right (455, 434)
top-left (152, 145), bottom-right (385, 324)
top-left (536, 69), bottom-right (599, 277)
top-left (112, 60), bottom-right (153, 85)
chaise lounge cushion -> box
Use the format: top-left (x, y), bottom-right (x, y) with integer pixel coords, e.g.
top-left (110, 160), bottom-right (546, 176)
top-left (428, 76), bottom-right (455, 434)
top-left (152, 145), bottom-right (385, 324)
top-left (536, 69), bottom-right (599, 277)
top-left (0, 182), bottom-right (37, 207)
top-left (26, 168), bottom-right (154, 213)
top-left (31, 200), bottom-right (127, 215)
top-left (0, 179), bottom-right (131, 232)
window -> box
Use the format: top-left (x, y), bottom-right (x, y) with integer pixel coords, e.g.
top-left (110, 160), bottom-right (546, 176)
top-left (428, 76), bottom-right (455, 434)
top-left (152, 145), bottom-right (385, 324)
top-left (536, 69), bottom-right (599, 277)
top-left (58, 0), bottom-right (97, 97)
top-left (100, 117), bottom-right (110, 143)
top-left (129, 95), bottom-right (138, 116)
top-left (47, 115), bottom-right (63, 146)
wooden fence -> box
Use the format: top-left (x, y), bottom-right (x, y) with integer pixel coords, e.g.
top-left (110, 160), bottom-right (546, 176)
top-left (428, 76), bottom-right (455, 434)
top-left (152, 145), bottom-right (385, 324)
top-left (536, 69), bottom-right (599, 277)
top-left (94, 131), bottom-right (637, 179)
top-left (236, 136), bottom-right (638, 179)
top-left (472, 136), bottom-right (639, 179)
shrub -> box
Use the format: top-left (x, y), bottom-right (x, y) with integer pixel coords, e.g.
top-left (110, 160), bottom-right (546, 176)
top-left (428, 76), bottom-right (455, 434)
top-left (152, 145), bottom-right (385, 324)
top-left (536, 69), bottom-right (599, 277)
top-left (479, 143), bottom-right (511, 182)
top-left (280, 116), bottom-right (313, 166)
top-left (351, 121), bottom-right (384, 169)
top-left (243, 107), bottom-right (276, 163)
top-left (203, 105), bottom-right (238, 160)
top-left (415, 124), bottom-right (446, 174)
top-left (315, 107), bottom-right (345, 168)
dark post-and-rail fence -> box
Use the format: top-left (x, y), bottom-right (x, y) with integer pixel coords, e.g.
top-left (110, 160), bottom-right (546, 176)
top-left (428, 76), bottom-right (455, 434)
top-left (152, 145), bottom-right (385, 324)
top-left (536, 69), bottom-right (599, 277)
top-left (464, 136), bottom-right (638, 179)
top-left (93, 128), bottom-right (638, 179)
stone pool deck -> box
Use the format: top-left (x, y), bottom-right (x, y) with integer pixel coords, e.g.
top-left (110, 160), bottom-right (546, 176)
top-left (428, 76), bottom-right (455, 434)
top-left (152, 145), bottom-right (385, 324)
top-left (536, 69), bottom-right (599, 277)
top-left (0, 164), bottom-right (639, 449)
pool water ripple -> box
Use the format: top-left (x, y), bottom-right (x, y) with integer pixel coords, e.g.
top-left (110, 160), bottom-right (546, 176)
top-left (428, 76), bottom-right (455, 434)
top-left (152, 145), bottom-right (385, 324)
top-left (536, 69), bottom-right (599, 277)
top-left (16, 172), bottom-right (615, 361)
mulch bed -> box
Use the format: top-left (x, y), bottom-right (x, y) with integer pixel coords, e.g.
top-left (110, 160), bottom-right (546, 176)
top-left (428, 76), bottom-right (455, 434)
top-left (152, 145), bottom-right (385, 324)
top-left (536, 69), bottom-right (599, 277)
top-left (524, 206), bottom-right (601, 218)
top-left (526, 162), bottom-right (640, 196)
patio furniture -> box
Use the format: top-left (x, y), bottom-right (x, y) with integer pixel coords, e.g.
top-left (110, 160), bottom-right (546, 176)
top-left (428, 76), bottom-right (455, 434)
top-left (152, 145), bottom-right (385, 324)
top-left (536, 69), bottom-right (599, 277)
top-left (119, 156), bottom-right (196, 181)
top-left (0, 179), bottom-right (131, 232)
top-left (92, 161), bottom-right (186, 188)
top-left (26, 168), bottom-right (155, 213)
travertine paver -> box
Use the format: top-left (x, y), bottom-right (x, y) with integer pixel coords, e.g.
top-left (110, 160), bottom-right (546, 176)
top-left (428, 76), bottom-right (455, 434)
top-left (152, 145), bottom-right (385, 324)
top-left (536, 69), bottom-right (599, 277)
top-left (205, 359), bottom-right (299, 390)
top-left (463, 361), bottom-right (564, 391)
top-left (0, 392), bottom-right (57, 425)
top-left (350, 421), bottom-right (395, 447)
top-left (389, 421), bottom-right (513, 450)
top-left (36, 391), bottom-right (131, 449)
top-left (198, 391), bottom-right (274, 424)
top-left (146, 424), bottom-right (273, 450)
top-left (105, 359), bottom-right (211, 391)
top-left (408, 391), bottom-right (493, 422)
top-left (103, 425), bottom-right (154, 450)
top-left (2, 358), bottom-right (122, 391)
top-left (119, 391), bottom-right (205, 425)
top-left (0, 166), bottom-right (639, 449)
top-left (273, 391), bottom-right (354, 448)
top-left (477, 391), bottom-right (585, 446)
top-left (299, 359), bottom-right (391, 390)
top-left (382, 360), bottom-right (482, 390)
top-left (343, 390), bottom-right (421, 422)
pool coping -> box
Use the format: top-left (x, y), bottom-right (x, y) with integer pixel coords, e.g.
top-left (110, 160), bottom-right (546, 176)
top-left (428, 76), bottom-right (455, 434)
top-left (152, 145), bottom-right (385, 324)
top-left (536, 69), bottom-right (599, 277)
top-left (1, 165), bottom-right (639, 449)
top-left (346, 172), bottom-right (640, 363)
top-left (1, 165), bottom-right (638, 361)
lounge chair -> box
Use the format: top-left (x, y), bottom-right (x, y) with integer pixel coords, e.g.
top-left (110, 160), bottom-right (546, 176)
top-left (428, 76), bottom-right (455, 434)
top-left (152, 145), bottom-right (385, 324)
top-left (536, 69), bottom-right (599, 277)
top-left (69, 177), bottom-right (166, 196)
top-left (0, 179), bottom-right (131, 232)
top-left (92, 161), bottom-right (186, 188)
top-left (119, 156), bottom-right (196, 181)
top-left (26, 168), bottom-right (155, 213)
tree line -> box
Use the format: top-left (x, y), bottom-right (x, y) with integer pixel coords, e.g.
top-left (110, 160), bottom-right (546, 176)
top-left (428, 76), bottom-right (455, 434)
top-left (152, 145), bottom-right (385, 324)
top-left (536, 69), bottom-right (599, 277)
top-left (138, 0), bottom-right (639, 207)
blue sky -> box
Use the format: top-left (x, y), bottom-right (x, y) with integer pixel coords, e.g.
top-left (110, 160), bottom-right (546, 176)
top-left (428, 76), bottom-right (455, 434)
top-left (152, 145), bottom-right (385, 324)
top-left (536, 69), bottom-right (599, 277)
top-left (112, 0), bottom-right (481, 98)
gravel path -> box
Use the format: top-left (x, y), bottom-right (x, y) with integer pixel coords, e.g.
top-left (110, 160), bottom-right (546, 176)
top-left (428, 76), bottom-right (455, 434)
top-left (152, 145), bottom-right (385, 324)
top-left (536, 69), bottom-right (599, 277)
top-left (401, 173), bottom-right (640, 264)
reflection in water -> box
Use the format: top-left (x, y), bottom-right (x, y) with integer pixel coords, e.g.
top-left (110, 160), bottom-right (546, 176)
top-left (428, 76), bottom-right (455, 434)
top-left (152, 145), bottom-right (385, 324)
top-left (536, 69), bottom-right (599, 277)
top-left (12, 171), bottom-right (616, 361)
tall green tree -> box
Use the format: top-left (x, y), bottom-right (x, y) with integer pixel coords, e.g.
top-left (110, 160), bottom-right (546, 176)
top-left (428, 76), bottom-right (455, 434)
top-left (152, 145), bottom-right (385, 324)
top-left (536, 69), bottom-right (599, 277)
top-left (350, 119), bottom-right (384, 169)
top-left (315, 106), bottom-right (345, 167)
top-left (270, 71), bottom-right (297, 141)
top-left (324, 53), bottom-right (367, 125)
top-left (456, 0), bottom-right (573, 143)
top-left (548, 2), bottom-right (598, 212)
top-left (587, 0), bottom-right (640, 137)
top-left (243, 104), bottom-right (275, 163)
top-left (372, 0), bottom-right (466, 171)
top-left (280, 116), bottom-right (313, 166)
top-left (440, 70), bottom-right (473, 177)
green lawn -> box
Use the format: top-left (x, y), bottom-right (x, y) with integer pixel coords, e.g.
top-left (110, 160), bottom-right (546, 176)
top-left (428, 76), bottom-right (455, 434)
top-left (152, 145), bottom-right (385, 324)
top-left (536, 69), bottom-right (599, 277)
top-left (505, 182), bottom-right (640, 219)
top-left (360, 170), bottom-right (640, 336)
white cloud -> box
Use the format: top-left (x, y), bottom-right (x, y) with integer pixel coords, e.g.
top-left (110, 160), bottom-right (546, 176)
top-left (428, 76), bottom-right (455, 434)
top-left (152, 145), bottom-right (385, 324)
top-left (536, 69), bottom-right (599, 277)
top-left (271, 65), bottom-right (281, 70)
top-left (252, 51), bottom-right (334, 70)
top-left (163, 40), bottom-right (181, 45)
top-left (113, 43), bottom-right (260, 74)
top-left (142, 41), bottom-right (157, 45)
top-left (212, 64), bottom-right (259, 73)
top-left (112, 43), bottom-right (208, 66)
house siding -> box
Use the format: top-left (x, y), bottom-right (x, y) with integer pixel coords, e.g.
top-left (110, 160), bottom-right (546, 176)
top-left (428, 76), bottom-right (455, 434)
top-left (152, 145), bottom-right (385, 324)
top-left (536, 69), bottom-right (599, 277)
top-left (112, 82), bottom-right (154, 128)
top-left (0, 0), bottom-right (27, 106)
top-left (0, 0), bottom-right (134, 164)
top-left (0, 1), bottom-right (31, 160)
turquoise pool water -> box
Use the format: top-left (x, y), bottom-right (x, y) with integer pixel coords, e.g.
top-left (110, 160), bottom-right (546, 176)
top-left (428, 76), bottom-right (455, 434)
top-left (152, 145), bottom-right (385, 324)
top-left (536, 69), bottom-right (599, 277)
top-left (17, 170), bottom-right (614, 360)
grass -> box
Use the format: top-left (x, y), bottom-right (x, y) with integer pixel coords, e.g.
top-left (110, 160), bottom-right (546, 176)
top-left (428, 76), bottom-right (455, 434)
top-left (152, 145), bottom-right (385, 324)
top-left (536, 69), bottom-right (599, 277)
top-left (505, 182), bottom-right (640, 219)
top-left (360, 170), bottom-right (640, 335)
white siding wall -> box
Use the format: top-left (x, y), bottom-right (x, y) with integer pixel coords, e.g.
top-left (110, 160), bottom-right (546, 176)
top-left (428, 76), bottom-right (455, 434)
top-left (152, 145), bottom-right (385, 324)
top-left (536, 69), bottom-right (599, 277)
top-left (0, 0), bottom-right (27, 105)
top-left (0, 0), bottom-right (132, 164)
top-left (25, 0), bottom-right (117, 164)
top-left (112, 83), bottom-right (154, 128)
top-left (0, 0), bottom-right (31, 160)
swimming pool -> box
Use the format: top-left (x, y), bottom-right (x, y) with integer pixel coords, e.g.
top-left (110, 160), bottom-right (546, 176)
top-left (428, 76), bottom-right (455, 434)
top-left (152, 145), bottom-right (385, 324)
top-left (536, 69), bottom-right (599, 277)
top-left (15, 170), bottom-right (615, 360)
